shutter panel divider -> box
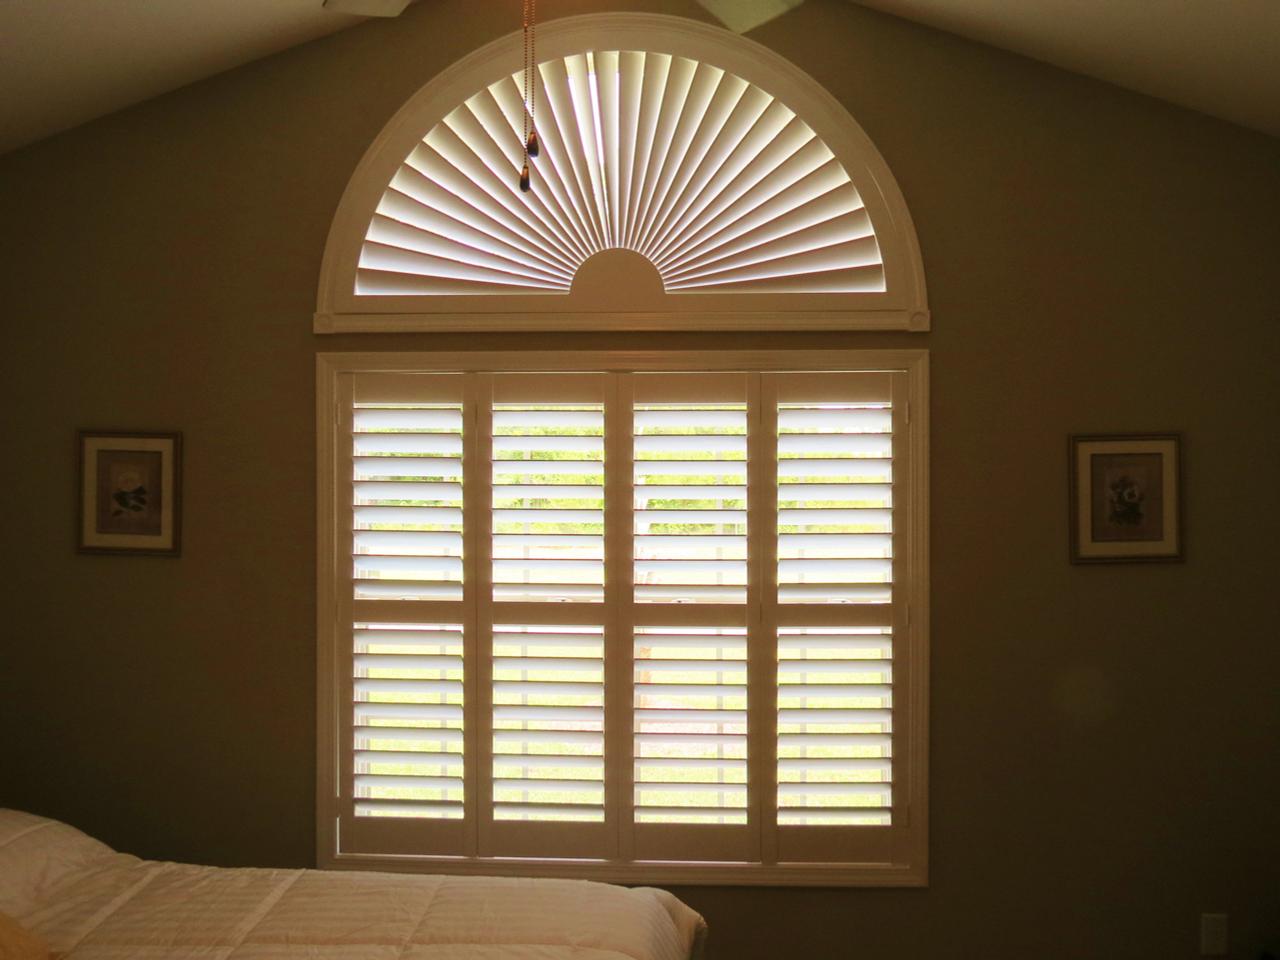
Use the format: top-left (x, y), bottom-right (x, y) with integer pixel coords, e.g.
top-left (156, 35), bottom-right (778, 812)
top-left (461, 373), bottom-right (482, 854)
top-left (607, 373), bottom-right (636, 862)
top-left (337, 374), bottom-right (357, 824)
top-left (751, 373), bottom-right (779, 866)
top-left (472, 373), bottom-right (496, 857)
top-left (890, 371), bottom-right (911, 830)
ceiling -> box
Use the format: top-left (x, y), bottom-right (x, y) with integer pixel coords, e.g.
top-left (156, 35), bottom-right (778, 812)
top-left (0, 1), bottom-right (363, 155)
top-left (848, 0), bottom-right (1280, 138)
top-left (0, 0), bottom-right (1277, 156)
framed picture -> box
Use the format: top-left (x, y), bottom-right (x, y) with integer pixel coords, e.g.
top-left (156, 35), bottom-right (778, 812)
top-left (78, 430), bottom-right (182, 556)
top-left (1069, 433), bottom-right (1182, 563)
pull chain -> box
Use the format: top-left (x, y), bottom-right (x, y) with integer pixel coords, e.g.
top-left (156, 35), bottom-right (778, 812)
top-left (520, 0), bottom-right (537, 192)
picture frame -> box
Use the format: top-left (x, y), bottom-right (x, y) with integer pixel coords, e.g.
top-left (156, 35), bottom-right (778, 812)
top-left (1069, 433), bottom-right (1182, 564)
top-left (78, 430), bottom-right (183, 557)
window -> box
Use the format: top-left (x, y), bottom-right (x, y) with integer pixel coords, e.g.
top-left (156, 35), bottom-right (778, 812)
top-left (317, 350), bottom-right (928, 885)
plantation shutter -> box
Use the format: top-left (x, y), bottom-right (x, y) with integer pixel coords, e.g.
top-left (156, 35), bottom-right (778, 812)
top-left (765, 371), bottom-right (912, 865)
top-left (342, 372), bottom-right (474, 858)
top-left (329, 361), bottom-right (920, 874)
top-left (482, 373), bottom-right (614, 859)
top-left (628, 373), bottom-right (758, 863)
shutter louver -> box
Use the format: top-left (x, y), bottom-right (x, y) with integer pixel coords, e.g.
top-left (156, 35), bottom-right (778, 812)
top-left (353, 402), bottom-right (464, 600)
top-left (776, 400), bottom-right (893, 604)
top-left (492, 403), bottom-right (605, 602)
top-left (357, 51), bottom-right (884, 297)
top-left (776, 626), bottom-right (892, 825)
top-left (492, 624), bottom-right (606, 822)
top-left (353, 622), bottom-right (465, 819)
top-left (634, 627), bottom-right (748, 824)
top-left (634, 402), bottom-right (747, 603)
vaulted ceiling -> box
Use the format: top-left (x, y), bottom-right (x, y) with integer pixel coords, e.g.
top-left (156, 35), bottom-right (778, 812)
top-left (1, 0), bottom-right (1276, 156)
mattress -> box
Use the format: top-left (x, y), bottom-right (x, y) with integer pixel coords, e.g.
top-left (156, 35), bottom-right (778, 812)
top-left (0, 810), bottom-right (706, 960)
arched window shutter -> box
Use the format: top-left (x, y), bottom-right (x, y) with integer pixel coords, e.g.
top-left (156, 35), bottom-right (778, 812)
top-left (316, 14), bottom-right (929, 332)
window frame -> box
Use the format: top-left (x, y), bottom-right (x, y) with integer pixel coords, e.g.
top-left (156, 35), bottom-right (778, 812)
top-left (317, 349), bottom-right (929, 886)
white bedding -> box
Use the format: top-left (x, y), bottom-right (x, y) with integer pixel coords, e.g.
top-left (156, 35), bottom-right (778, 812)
top-left (0, 811), bottom-right (706, 960)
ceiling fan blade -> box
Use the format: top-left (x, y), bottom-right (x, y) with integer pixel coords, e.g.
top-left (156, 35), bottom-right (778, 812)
top-left (322, 0), bottom-right (412, 16)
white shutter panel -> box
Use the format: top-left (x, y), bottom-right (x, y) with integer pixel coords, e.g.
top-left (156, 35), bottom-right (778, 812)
top-left (634, 626), bottom-right (748, 824)
top-left (353, 622), bottom-right (466, 819)
top-left (776, 396), bottom-right (893, 605)
top-left (492, 388), bottom-right (605, 602)
top-left (492, 624), bottom-right (605, 822)
top-left (777, 626), bottom-right (892, 825)
top-left (767, 371), bottom-right (906, 866)
top-left (339, 373), bottom-right (475, 859)
top-left (633, 380), bottom-right (747, 603)
top-left (353, 399), bottom-right (465, 600)
top-left (628, 373), bottom-right (757, 863)
top-left (483, 374), bottom-right (613, 860)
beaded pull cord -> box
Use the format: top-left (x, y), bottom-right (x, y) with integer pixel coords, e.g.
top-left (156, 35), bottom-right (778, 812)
top-left (520, 0), bottom-right (538, 192)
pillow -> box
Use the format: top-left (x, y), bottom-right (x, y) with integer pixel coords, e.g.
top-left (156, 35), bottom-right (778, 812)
top-left (0, 811), bottom-right (116, 919)
top-left (0, 911), bottom-right (51, 960)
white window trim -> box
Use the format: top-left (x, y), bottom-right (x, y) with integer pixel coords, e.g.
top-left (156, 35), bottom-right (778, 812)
top-left (314, 13), bottom-right (930, 334)
top-left (316, 349), bottom-right (929, 886)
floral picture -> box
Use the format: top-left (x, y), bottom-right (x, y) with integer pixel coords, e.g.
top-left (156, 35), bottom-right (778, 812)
top-left (79, 431), bottom-right (182, 556)
top-left (95, 449), bottom-right (163, 536)
top-left (1070, 434), bottom-right (1181, 563)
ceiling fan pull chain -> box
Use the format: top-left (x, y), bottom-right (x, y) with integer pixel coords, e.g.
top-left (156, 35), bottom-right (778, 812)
top-left (526, 0), bottom-right (539, 158)
top-left (519, 0), bottom-right (534, 190)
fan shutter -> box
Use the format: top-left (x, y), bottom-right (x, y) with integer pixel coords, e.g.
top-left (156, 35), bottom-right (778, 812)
top-left (358, 51), bottom-right (884, 297)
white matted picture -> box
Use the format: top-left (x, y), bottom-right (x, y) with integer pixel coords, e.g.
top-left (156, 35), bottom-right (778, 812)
top-left (1069, 433), bottom-right (1182, 563)
top-left (78, 431), bottom-right (182, 556)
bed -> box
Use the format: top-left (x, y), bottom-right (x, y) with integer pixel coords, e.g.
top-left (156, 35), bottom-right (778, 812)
top-left (0, 810), bottom-right (706, 960)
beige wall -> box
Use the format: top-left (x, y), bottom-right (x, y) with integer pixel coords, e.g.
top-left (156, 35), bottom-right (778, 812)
top-left (2, 1), bottom-right (1278, 957)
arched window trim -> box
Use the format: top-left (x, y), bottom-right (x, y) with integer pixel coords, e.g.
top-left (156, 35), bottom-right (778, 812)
top-left (315, 13), bottom-right (929, 332)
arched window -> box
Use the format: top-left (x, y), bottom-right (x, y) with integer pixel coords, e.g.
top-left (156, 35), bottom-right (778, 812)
top-left (315, 14), bottom-right (928, 332)
top-left (316, 14), bottom-right (929, 887)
